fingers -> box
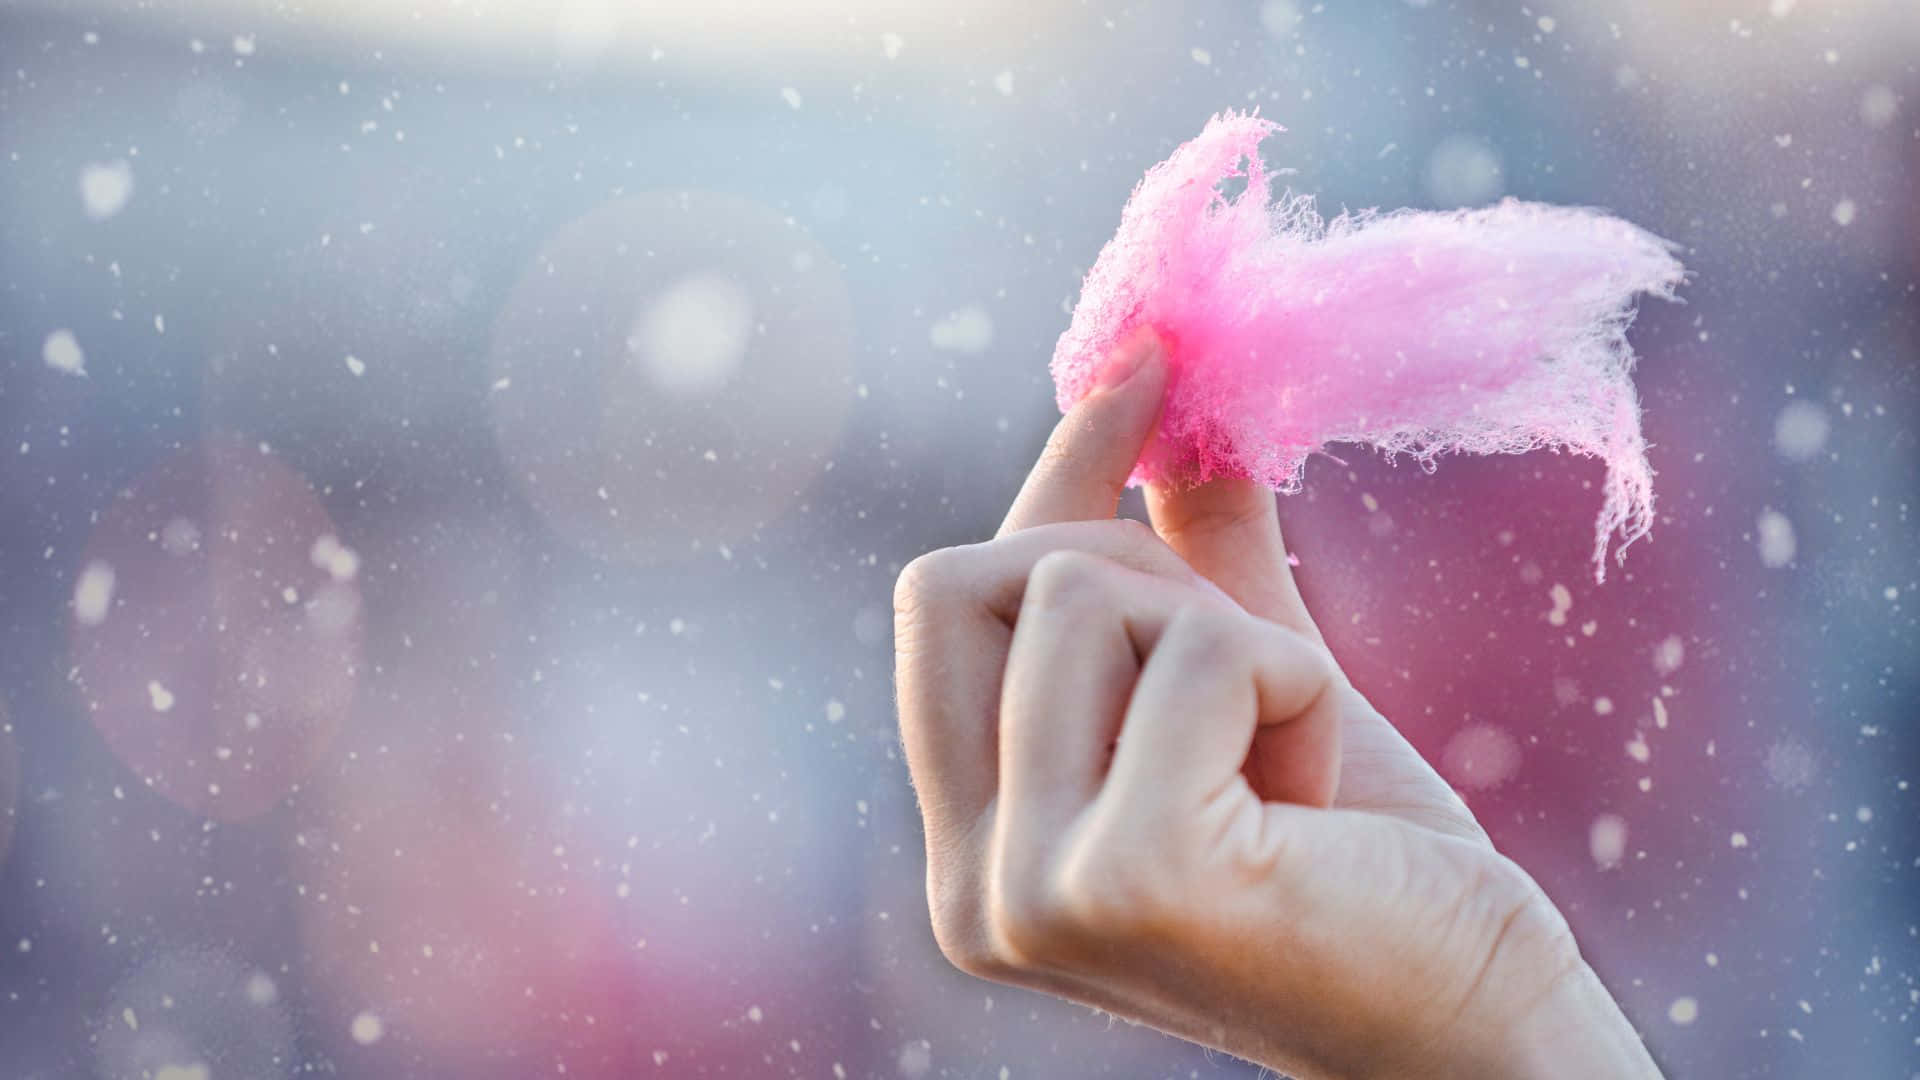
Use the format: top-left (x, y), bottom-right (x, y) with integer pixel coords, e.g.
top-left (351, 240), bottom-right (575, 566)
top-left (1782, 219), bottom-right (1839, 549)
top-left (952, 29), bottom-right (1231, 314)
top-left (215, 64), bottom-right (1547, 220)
top-left (998, 331), bottom-right (1167, 536)
top-left (893, 520), bottom-right (1206, 851)
top-left (894, 518), bottom-right (1208, 980)
top-left (988, 552), bottom-right (1340, 977)
top-left (1112, 602), bottom-right (1341, 811)
top-left (997, 552), bottom-right (1144, 820)
top-left (1145, 476), bottom-right (1321, 643)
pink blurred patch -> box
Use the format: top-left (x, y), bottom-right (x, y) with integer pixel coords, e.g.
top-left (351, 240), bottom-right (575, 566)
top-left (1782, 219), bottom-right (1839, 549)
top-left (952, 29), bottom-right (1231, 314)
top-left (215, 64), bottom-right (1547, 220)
top-left (69, 436), bottom-right (362, 821)
top-left (1054, 111), bottom-right (1684, 581)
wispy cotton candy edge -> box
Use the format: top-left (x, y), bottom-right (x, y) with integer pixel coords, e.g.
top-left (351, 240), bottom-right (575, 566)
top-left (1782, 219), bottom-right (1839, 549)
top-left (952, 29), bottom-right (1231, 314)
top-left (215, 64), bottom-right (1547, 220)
top-left (1052, 111), bottom-right (1685, 581)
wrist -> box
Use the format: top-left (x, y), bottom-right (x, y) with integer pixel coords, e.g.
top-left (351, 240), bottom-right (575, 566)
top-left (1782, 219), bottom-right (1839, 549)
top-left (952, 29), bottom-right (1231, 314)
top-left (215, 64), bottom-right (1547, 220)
top-left (1492, 957), bottom-right (1663, 1079)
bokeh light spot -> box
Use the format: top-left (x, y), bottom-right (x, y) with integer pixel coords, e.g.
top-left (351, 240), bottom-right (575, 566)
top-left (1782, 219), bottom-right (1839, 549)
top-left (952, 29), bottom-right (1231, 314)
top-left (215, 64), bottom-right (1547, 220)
top-left (70, 437), bottom-right (362, 821)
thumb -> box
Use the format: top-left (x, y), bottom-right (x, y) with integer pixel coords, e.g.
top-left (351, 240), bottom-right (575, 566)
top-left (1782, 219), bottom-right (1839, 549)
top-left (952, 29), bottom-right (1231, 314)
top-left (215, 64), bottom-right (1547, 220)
top-left (1145, 477), bottom-right (1322, 643)
top-left (998, 331), bottom-right (1167, 536)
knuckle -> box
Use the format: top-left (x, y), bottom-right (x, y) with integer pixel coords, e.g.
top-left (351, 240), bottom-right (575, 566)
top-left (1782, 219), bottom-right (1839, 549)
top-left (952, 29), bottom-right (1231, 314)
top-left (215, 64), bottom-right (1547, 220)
top-left (929, 907), bottom-right (993, 978)
top-left (988, 872), bottom-right (1071, 968)
top-left (1023, 550), bottom-right (1112, 614)
top-left (926, 868), bottom-right (994, 977)
top-left (1166, 604), bottom-right (1252, 666)
top-left (894, 546), bottom-right (965, 617)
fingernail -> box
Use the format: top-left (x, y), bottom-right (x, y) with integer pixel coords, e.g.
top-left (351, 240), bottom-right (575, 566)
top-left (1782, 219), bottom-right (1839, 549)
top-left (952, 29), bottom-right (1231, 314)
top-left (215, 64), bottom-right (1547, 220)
top-left (1098, 336), bottom-right (1160, 392)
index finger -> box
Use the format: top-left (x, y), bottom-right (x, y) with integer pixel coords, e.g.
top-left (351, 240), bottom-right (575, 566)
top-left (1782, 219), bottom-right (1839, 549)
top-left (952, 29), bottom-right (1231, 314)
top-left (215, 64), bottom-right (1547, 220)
top-left (998, 332), bottom-right (1167, 536)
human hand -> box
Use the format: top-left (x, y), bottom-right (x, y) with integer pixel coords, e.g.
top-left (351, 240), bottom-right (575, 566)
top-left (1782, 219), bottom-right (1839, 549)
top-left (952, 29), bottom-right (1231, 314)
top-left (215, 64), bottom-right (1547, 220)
top-left (893, 332), bottom-right (1662, 1078)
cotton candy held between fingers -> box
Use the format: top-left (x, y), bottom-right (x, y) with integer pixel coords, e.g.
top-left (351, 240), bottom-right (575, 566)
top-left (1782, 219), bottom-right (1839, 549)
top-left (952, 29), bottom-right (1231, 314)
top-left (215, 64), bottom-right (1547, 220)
top-left (1052, 112), bottom-right (1685, 581)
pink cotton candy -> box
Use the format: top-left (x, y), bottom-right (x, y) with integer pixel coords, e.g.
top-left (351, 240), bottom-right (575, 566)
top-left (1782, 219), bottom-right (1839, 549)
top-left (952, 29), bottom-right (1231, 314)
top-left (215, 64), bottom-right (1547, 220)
top-left (1052, 111), bottom-right (1684, 581)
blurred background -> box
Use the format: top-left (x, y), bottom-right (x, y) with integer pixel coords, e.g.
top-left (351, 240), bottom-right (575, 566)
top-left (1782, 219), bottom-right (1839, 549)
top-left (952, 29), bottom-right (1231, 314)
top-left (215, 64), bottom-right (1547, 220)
top-left (0, 0), bottom-right (1915, 1076)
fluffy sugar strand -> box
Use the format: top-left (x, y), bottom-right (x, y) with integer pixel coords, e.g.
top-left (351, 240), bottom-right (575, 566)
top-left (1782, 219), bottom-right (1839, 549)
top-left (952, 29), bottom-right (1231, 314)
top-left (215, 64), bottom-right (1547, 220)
top-left (1052, 111), bottom-right (1684, 581)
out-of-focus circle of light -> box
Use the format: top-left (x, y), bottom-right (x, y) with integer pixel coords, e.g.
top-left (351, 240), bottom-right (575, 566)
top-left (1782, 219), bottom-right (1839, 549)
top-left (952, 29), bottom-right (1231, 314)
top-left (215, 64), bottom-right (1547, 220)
top-left (1772, 399), bottom-right (1830, 462)
top-left (68, 436), bottom-right (363, 821)
top-left (93, 947), bottom-right (295, 1080)
top-left (1424, 134), bottom-right (1504, 208)
top-left (1859, 84), bottom-right (1898, 128)
top-left (631, 272), bottom-right (754, 397)
top-left (1439, 722), bottom-right (1522, 791)
top-left (80, 160), bottom-right (135, 220)
top-left (293, 722), bottom-right (632, 1070)
top-left (489, 190), bottom-right (855, 565)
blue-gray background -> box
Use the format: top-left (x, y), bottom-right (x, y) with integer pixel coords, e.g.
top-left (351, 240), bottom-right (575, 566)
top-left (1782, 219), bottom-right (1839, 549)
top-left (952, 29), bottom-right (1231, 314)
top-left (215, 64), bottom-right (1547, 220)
top-left (1, 1), bottom-right (1915, 1076)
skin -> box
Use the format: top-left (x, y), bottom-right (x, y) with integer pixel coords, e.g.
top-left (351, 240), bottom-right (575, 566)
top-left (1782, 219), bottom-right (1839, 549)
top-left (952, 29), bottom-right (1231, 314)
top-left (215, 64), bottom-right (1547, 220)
top-left (892, 332), bottom-right (1665, 1079)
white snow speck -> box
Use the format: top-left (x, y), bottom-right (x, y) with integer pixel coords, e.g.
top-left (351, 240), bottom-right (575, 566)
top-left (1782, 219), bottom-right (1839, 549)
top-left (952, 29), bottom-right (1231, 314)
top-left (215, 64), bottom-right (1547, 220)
top-left (1624, 733), bottom-right (1650, 763)
top-left (1764, 739), bottom-right (1815, 790)
top-left (897, 1040), bottom-right (933, 1078)
top-left (147, 681), bottom-right (175, 713)
top-left (1755, 508), bottom-right (1796, 568)
top-left (1668, 997), bottom-right (1698, 1025)
top-left (245, 971), bottom-right (278, 1005)
top-left (1772, 400), bottom-right (1829, 461)
top-left (1439, 723), bottom-right (1520, 790)
top-left (43, 329), bottom-right (87, 376)
top-left (310, 534), bottom-right (361, 582)
top-left (1588, 814), bottom-right (1627, 869)
top-left (344, 354), bottom-right (366, 377)
top-left (929, 306), bottom-right (994, 353)
top-left (1831, 199), bottom-right (1856, 226)
top-left (880, 32), bottom-right (904, 59)
top-left (1652, 635), bottom-right (1685, 675)
top-left (232, 33), bottom-right (256, 55)
top-left (1545, 583), bottom-right (1572, 627)
top-left (80, 161), bottom-right (134, 220)
top-left (74, 561), bottom-right (116, 625)
top-left (780, 87), bottom-right (803, 110)
top-left (993, 70), bottom-right (1014, 96)
top-left (350, 1011), bottom-right (384, 1045)
top-left (1190, 46), bottom-right (1212, 66)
